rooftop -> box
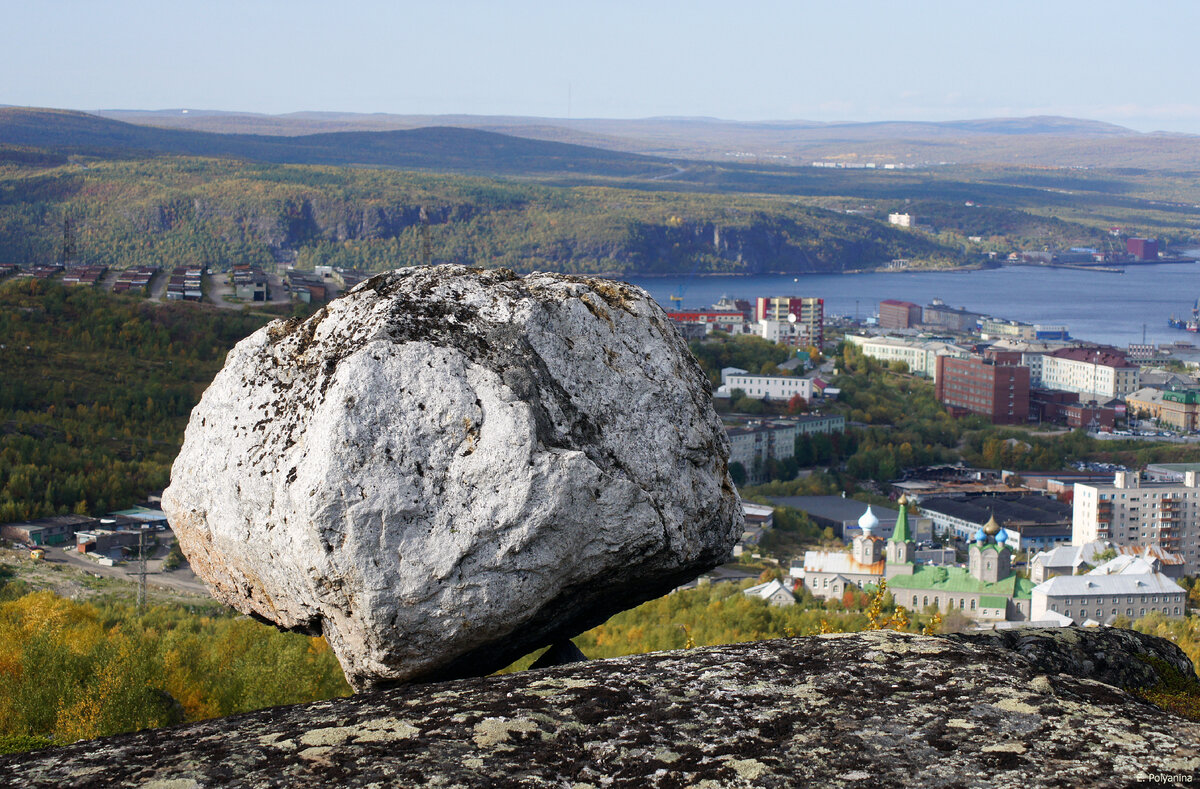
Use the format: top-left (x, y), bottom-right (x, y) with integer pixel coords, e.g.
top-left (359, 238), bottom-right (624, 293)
top-left (888, 564), bottom-right (1035, 599)
top-left (769, 496), bottom-right (899, 524)
top-left (1035, 572), bottom-right (1184, 597)
top-left (918, 495), bottom-right (1071, 528)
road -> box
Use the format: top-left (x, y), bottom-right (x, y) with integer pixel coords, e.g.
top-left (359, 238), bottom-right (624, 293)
top-left (49, 535), bottom-right (210, 596)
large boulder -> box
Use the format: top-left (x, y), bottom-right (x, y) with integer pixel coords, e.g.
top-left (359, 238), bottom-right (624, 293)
top-left (162, 265), bottom-right (740, 689)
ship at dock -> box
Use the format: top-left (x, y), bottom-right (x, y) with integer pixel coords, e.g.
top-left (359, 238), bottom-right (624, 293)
top-left (1168, 299), bottom-right (1199, 331)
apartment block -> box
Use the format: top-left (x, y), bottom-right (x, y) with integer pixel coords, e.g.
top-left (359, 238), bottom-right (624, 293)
top-left (1073, 471), bottom-right (1200, 573)
top-left (754, 297), bottom-right (823, 346)
top-left (934, 355), bottom-right (1030, 424)
top-left (1041, 348), bottom-right (1138, 399)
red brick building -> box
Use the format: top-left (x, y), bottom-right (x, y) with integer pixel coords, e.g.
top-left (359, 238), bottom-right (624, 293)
top-left (935, 356), bottom-right (1031, 425)
top-left (878, 299), bottom-right (923, 330)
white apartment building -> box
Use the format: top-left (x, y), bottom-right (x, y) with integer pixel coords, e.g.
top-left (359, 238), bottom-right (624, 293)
top-left (888, 213), bottom-right (913, 227)
top-left (717, 374), bottom-right (812, 402)
top-left (1041, 348), bottom-right (1139, 399)
top-left (1031, 555), bottom-right (1186, 623)
top-left (1073, 470), bottom-right (1200, 573)
top-left (844, 335), bottom-right (970, 382)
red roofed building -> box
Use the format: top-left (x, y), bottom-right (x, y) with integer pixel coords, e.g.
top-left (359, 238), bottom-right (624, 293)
top-left (666, 311), bottom-right (746, 334)
top-left (1041, 347), bottom-right (1138, 399)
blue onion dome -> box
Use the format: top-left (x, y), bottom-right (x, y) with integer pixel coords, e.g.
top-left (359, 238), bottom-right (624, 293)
top-left (974, 528), bottom-right (988, 544)
top-left (996, 527), bottom-right (1010, 546)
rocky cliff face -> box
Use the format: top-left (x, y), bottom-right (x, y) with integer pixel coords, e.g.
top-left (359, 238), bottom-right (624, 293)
top-left (2, 628), bottom-right (1196, 788)
top-left (162, 265), bottom-right (741, 689)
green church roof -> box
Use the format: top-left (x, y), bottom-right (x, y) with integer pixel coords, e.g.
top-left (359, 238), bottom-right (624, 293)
top-left (886, 565), bottom-right (1034, 600)
top-left (889, 500), bottom-right (911, 544)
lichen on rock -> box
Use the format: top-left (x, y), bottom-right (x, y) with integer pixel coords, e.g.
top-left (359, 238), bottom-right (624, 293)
top-left (161, 265), bottom-right (741, 689)
top-left (3, 629), bottom-right (1197, 788)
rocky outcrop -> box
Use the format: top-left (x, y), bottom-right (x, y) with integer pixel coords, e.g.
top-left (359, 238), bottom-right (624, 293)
top-left (3, 628), bottom-right (1197, 788)
top-left (161, 265), bottom-right (741, 689)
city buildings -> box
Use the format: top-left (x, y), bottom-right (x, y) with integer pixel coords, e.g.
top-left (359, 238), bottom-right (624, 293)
top-left (878, 300), bottom-right (922, 330)
top-left (1040, 348), bottom-right (1138, 400)
top-left (922, 299), bottom-right (983, 332)
top-left (1030, 554), bottom-right (1186, 624)
top-left (754, 297), bottom-right (823, 347)
top-left (917, 495), bottom-right (1072, 551)
top-left (726, 420), bottom-right (802, 484)
top-left (844, 335), bottom-right (970, 381)
top-left (795, 502), bottom-right (1034, 622)
top-left (934, 355), bottom-right (1030, 424)
top-left (1072, 471), bottom-right (1200, 573)
top-left (1125, 387), bottom-right (1200, 431)
top-left (666, 310), bottom-right (747, 335)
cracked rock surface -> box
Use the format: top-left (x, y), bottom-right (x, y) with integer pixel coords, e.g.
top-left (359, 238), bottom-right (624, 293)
top-left (161, 265), bottom-right (740, 688)
top-left (3, 629), bottom-right (1197, 788)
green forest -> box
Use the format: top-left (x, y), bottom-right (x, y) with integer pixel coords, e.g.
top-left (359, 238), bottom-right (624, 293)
top-left (0, 279), bottom-right (289, 522)
top-left (0, 572), bottom-right (349, 754)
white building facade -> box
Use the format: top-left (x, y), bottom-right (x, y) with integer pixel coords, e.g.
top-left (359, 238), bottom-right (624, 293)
top-left (718, 374), bottom-right (812, 402)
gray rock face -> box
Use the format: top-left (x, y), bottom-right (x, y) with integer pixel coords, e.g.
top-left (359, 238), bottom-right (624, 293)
top-left (3, 629), bottom-right (1197, 788)
top-left (161, 265), bottom-right (740, 688)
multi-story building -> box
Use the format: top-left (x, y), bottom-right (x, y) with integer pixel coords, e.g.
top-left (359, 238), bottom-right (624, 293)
top-left (922, 298), bottom-right (983, 332)
top-left (934, 355), bottom-right (1030, 424)
top-left (717, 373), bottom-right (812, 402)
top-left (844, 335), bottom-right (970, 381)
top-left (1126, 387), bottom-right (1200, 431)
top-left (1031, 555), bottom-right (1186, 624)
top-left (878, 300), bottom-right (923, 330)
top-left (755, 297), bottom-right (823, 347)
top-left (887, 213), bottom-right (914, 227)
top-left (726, 420), bottom-right (802, 483)
top-left (1041, 348), bottom-right (1138, 400)
top-left (1073, 470), bottom-right (1200, 573)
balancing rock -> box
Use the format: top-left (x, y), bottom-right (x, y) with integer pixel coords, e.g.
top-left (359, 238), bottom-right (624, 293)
top-left (162, 265), bottom-right (741, 688)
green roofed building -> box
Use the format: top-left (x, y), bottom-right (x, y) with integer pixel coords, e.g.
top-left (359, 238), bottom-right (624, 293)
top-left (797, 499), bottom-right (1033, 622)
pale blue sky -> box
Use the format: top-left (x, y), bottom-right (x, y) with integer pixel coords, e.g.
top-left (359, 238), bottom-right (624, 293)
top-left (2, 0), bottom-right (1198, 132)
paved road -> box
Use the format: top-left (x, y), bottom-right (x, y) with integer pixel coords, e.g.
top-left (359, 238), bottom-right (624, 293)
top-left (47, 536), bottom-right (209, 596)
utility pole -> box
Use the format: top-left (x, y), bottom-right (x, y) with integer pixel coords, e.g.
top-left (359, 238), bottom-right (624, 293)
top-left (135, 529), bottom-right (147, 609)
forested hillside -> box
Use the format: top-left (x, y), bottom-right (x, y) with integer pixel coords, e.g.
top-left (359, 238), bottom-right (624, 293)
top-left (0, 280), bottom-right (289, 522)
top-left (0, 157), bottom-right (961, 275)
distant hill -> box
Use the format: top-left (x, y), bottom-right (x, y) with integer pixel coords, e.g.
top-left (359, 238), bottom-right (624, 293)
top-left (0, 107), bottom-right (674, 178)
top-left (94, 109), bottom-right (1200, 169)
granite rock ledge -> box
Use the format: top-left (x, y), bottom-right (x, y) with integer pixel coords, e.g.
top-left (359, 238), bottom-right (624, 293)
top-left (3, 628), bottom-right (1198, 788)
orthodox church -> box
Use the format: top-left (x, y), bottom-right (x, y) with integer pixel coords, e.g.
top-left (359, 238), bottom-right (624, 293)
top-left (794, 495), bottom-right (1034, 621)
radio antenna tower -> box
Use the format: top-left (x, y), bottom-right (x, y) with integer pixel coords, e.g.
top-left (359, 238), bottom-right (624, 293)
top-left (61, 216), bottom-right (77, 265)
